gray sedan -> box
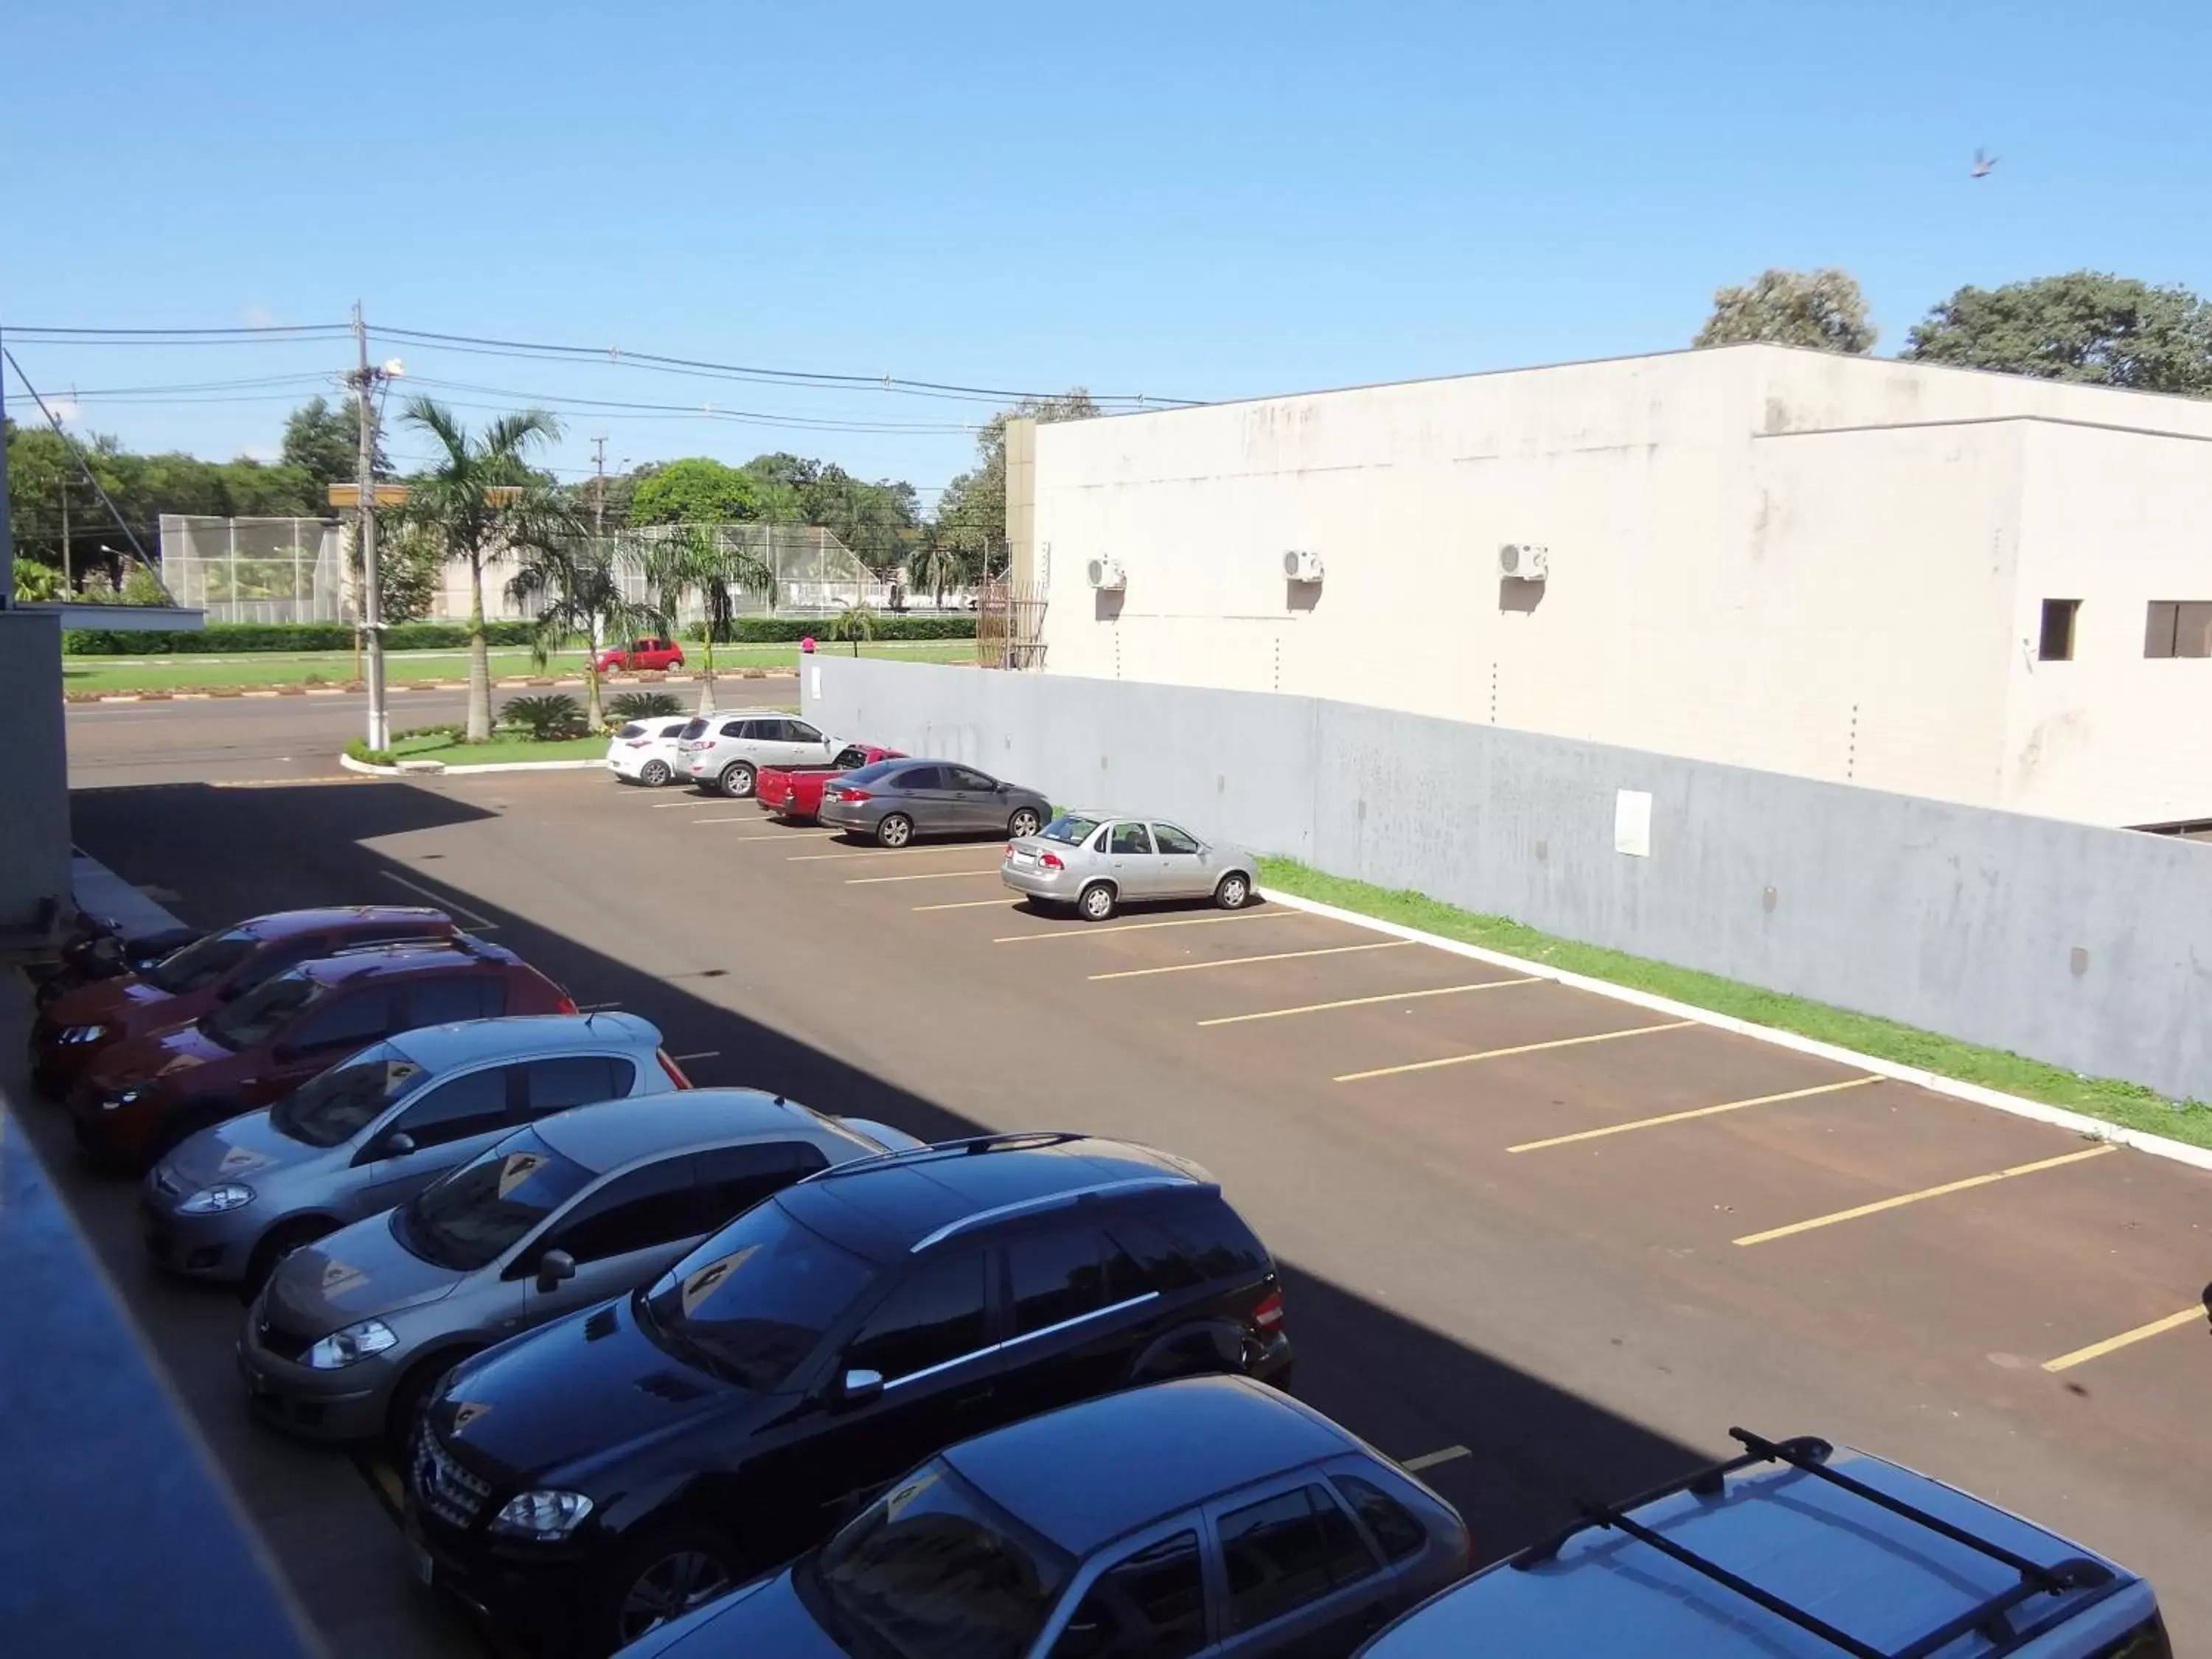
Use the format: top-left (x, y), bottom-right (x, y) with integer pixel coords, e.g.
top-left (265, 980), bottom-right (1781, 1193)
top-left (239, 1089), bottom-right (920, 1447)
top-left (141, 1012), bottom-right (680, 1289)
top-left (1002, 812), bottom-right (1258, 921)
top-left (816, 757), bottom-right (1050, 848)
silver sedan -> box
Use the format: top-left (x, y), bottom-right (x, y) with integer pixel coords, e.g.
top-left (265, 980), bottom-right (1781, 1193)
top-left (1001, 812), bottom-right (1258, 922)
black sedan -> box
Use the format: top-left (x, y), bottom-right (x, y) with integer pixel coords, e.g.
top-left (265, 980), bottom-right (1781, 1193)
top-left (815, 757), bottom-right (1050, 847)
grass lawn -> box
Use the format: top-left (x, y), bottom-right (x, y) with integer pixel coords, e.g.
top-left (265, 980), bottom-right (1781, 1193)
top-left (384, 733), bottom-right (611, 767)
top-left (1257, 857), bottom-right (2212, 1150)
top-left (63, 637), bottom-right (973, 694)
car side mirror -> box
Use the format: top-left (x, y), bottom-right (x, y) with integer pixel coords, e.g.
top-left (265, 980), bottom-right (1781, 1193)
top-left (996, 782), bottom-right (1010, 793)
top-left (836, 1368), bottom-right (884, 1408)
top-left (535, 1250), bottom-right (577, 1293)
top-left (380, 1131), bottom-right (417, 1159)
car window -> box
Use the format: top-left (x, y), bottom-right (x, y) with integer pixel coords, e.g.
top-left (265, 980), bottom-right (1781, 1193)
top-left (832, 744), bottom-right (872, 769)
top-left (617, 722), bottom-right (648, 739)
top-left (394, 1131), bottom-right (595, 1272)
top-left (890, 764), bottom-right (943, 792)
top-left (386, 1065), bottom-right (516, 1150)
top-left (1048, 1531), bottom-right (1206, 1659)
top-left (225, 936), bottom-right (326, 995)
top-left (544, 1158), bottom-right (699, 1263)
top-left (846, 1248), bottom-right (990, 1382)
top-left (641, 1202), bottom-right (877, 1390)
top-left (1009, 1225), bottom-right (1110, 1338)
top-left (1091, 827), bottom-right (1112, 853)
top-left (521, 1054), bottom-right (631, 1115)
top-left (268, 1043), bottom-right (432, 1147)
top-left (2087, 1618), bottom-right (2174, 1659)
top-left (689, 1140), bottom-right (824, 1232)
top-left (759, 717), bottom-right (801, 742)
top-left (141, 927), bottom-right (260, 995)
top-left (947, 765), bottom-right (998, 792)
top-left (678, 719), bottom-right (709, 741)
top-left (1219, 1485), bottom-right (1378, 1634)
top-left (1119, 1201), bottom-right (1267, 1287)
top-left (1109, 823), bottom-right (1154, 855)
top-left (787, 719), bottom-right (823, 743)
top-left (1151, 824), bottom-right (1202, 856)
top-left (1110, 1218), bottom-right (1203, 1293)
top-left (404, 974), bottom-right (502, 1028)
top-left (718, 720), bottom-right (751, 739)
top-left (1042, 814), bottom-right (1104, 846)
top-left (201, 971), bottom-right (324, 1049)
top-left (659, 720), bottom-right (692, 738)
top-left (285, 987), bottom-right (394, 1054)
top-left (838, 759), bottom-right (902, 787)
top-left (1333, 1472), bottom-right (1428, 1563)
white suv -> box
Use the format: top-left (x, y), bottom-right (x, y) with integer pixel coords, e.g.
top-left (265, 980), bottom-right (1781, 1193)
top-left (678, 714), bottom-right (838, 798)
top-left (605, 717), bottom-right (694, 787)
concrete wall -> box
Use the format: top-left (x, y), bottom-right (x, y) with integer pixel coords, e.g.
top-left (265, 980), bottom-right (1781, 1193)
top-left (0, 611), bottom-right (71, 933)
top-left (1026, 344), bottom-right (2212, 826)
top-left (804, 655), bottom-right (2212, 1105)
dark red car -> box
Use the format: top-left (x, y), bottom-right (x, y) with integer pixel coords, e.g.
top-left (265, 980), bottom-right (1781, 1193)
top-left (69, 939), bottom-right (573, 1169)
top-left (755, 743), bottom-right (906, 823)
top-left (592, 636), bottom-right (686, 674)
top-left (32, 906), bottom-right (456, 1096)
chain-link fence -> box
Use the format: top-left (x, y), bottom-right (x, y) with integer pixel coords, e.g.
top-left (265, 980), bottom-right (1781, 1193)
top-left (611, 522), bottom-right (887, 619)
top-left (158, 516), bottom-right (348, 623)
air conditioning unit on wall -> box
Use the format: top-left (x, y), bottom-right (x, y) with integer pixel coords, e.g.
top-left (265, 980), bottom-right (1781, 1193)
top-left (1085, 557), bottom-right (1127, 591)
top-left (1282, 549), bottom-right (1324, 583)
top-left (1498, 543), bottom-right (1550, 581)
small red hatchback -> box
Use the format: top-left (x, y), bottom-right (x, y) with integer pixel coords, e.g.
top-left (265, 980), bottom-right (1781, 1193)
top-left (593, 636), bottom-right (686, 673)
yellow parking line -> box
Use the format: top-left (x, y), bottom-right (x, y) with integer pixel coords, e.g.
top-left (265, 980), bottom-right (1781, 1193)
top-left (1732, 1144), bottom-right (2118, 1248)
top-left (369, 1457), bottom-right (404, 1509)
top-left (914, 897), bottom-right (1019, 912)
top-left (790, 844), bottom-right (993, 861)
top-left (2042, 1307), bottom-right (2205, 1373)
top-left (1091, 941), bottom-right (1413, 981)
top-left (1508, 1076), bottom-right (1883, 1153)
top-left (1198, 978), bottom-right (1539, 1028)
top-left (995, 911), bottom-right (1293, 945)
top-left (1334, 1020), bottom-right (1697, 1083)
top-left (846, 869), bottom-right (1004, 886)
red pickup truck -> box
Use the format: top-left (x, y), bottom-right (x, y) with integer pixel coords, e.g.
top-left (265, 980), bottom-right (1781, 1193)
top-left (594, 636), bottom-right (686, 674)
top-left (757, 744), bottom-right (905, 823)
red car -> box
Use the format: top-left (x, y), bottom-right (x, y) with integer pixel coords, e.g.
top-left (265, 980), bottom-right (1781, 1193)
top-left (69, 939), bottom-right (573, 1169)
top-left (756, 743), bottom-right (906, 823)
top-left (594, 636), bottom-right (686, 674)
top-left (31, 906), bottom-right (456, 1096)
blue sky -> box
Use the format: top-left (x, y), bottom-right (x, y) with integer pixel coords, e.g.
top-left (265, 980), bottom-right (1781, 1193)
top-left (4, 0), bottom-right (2208, 498)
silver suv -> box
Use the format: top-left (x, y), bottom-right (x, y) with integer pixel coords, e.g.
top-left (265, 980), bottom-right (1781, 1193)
top-left (676, 713), bottom-right (838, 799)
top-left (141, 1013), bottom-right (681, 1289)
top-left (239, 1090), bottom-right (919, 1447)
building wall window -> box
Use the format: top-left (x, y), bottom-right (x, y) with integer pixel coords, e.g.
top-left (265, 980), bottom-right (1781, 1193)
top-left (2144, 601), bottom-right (2212, 658)
top-left (2038, 599), bottom-right (2081, 662)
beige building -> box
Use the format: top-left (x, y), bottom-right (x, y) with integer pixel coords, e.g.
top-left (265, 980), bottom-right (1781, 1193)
top-left (1012, 344), bottom-right (2212, 827)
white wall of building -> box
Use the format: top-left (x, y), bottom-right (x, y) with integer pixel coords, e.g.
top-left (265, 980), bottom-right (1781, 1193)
top-left (1030, 344), bottom-right (2212, 825)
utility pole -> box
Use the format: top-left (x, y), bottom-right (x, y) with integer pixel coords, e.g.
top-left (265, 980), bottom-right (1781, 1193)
top-left (350, 303), bottom-right (390, 752)
top-left (591, 434), bottom-right (608, 543)
top-left (58, 478), bottom-right (72, 588)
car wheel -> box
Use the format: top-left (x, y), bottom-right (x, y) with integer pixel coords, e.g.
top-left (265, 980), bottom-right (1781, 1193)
top-left (1079, 882), bottom-right (1116, 922)
top-left (1007, 807), bottom-right (1043, 839)
top-left (241, 1217), bottom-right (334, 1300)
top-left (875, 813), bottom-right (914, 849)
top-left (605, 1526), bottom-right (747, 1648)
top-left (640, 759), bottom-right (672, 787)
top-left (384, 1349), bottom-right (476, 1460)
top-left (718, 761), bottom-right (756, 799)
top-left (1214, 872), bottom-right (1251, 911)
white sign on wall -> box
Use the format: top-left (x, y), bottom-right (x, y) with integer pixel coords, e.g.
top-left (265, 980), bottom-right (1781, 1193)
top-left (1614, 788), bottom-right (1652, 858)
top-left (810, 664), bottom-right (822, 700)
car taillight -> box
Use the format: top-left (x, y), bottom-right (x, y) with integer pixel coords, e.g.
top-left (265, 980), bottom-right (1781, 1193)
top-left (1040, 852), bottom-right (1065, 870)
top-left (657, 1049), bottom-right (693, 1089)
top-left (554, 994), bottom-right (579, 1015)
top-left (625, 739), bottom-right (650, 748)
top-left (1252, 1287), bottom-right (1284, 1330)
top-left (838, 787), bottom-right (871, 802)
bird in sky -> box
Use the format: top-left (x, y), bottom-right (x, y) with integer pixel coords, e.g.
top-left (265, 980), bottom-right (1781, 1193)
top-left (1971, 147), bottom-right (1999, 178)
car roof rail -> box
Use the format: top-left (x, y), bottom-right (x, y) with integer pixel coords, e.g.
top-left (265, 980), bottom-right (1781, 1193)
top-left (799, 1130), bottom-right (1093, 1183)
top-left (1512, 1427), bottom-right (2112, 1659)
top-left (908, 1175), bottom-right (1211, 1253)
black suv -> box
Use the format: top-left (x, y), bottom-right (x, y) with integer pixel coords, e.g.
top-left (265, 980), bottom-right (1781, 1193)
top-left (403, 1132), bottom-right (1293, 1652)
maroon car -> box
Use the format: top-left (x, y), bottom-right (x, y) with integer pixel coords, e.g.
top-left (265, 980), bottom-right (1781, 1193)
top-left (32, 906), bottom-right (456, 1096)
top-left (69, 939), bottom-right (574, 1169)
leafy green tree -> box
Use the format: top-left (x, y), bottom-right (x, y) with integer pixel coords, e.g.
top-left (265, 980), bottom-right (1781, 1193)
top-left (282, 396), bottom-right (388, 489)
top-left (1694, 268), bottom-right (1877, 354)
top-left (398, 398), bottom-right (577, 742)
top-left (906, 539), bottom-right (965, 608)
top-left (1902, 273), bottom-right (2212, 394)
top-left (628, 457), bottom-right (770, 526)
top-left (366, 517), bottom-right (446, 622)
top-left (629, 524), bottom-right (776, 714)
top-left (826, 601), bottom-right (879, 657)
top-left (12, 557), bottom-right (65, 602)
top-left (504, 537), bottom-right (647, 733)
top-left (930, 391), bottom-right (1098, 576)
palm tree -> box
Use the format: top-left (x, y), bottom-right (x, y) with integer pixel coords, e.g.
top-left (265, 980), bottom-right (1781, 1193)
top-left (907, 538), bottom-right (964, 608)
top-left (504, 538), bottom-right (646, 733)
top-left (629, 524), bottom-right (776, 716)
top-left (826, 601), bottom-right (879, 658)
top-left (400, 398), bottom-right (576, 742)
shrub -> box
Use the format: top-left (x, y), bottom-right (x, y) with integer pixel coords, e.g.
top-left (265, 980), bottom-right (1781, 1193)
top-left (678, 614), bottom-right (976, 644)
top-left (344, 737), bottom-right (397, 768)
top-left (62, 619), bottom-right (542, 655)
top-left (497, 692), bottom-right (588, 740)
top-left (394, 723), bottom-right (464, 742)
top-left (607, 691), bottom-right (683, 722)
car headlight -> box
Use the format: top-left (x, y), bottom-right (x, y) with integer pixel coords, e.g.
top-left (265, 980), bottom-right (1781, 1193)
top-left (305, 1319), bottom-right (398, 1370)
top-left (178, 1183), bottom-right (254, 1216)
top-left (491, 1489), bottom-right (596, 1540)
top-left (64, 1024), bottom-right (110, 1045)
top-left (101, 1085), bottom-right (151, 1111)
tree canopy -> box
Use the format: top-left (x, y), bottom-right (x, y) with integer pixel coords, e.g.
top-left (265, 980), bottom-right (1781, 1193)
top-left (1694, 268), bottom-right (1877, 355)
top-left (627, 457), bottom-right (773, 526)
top-left (1902, 272), bottom-right (2212, 394)
top-left (925, 390), bottom-right (1099, 577)
top-left (281, 394), bottom-right (389, 488)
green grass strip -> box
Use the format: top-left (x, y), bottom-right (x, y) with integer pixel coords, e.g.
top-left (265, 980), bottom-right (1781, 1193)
top-left (1257, 857), bottom-right (2212, 1150)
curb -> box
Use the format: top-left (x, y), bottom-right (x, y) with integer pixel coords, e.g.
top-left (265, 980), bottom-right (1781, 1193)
top-left (69, 669), bottom-right (802, 703)
top-left (338, 753), bottom-right (612, 779)
top-left (1255, 886), bottom-right (2212, 1175)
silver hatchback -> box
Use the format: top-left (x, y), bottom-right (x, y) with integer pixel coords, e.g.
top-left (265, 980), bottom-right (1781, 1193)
top-left (238, 1090), bottom-right (919, 1446)
top-left (141, 1012), bottom-right (681, 1289)
top-left (1002, 811), bottom-right (1259, 922)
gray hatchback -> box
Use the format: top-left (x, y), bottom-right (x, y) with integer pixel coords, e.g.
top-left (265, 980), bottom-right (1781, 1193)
top-left (816, 757), bottom-right (1051, 848)
top-left (240, 1090), bottom-right (919, 1447)
top-left (142, 1012), bottom-right (681, 1290)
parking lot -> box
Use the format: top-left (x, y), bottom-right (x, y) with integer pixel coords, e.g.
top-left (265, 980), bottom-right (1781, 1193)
top-left (34, 731), bottom-right (2212, 1656)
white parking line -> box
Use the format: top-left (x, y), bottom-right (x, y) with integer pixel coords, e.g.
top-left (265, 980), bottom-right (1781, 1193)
top-left (994, 911), bottom-right (1292, 945)
top-left (650, 798), bottom-right (734, 808)
top-left (1402, 1445), bottom-right (1471, 1473)
top-left (846, 869), bottom-right (1004, 886)
top-left (1090, 941), bottom-right (1412, 981)
top-left (1197, 978), bottom-right (1540, 1027)
top-left (914, 898), bottom-right (1018, 912)
top-left (575, 1002), bottom-right (622, 1012)
top-left (789, 844), bottom-right (997, 862)
top-left (1334, 1020), bottom-right (1697, 1083)
top-left (380, 871), bottom-right (498, 931)
top-left (669, 1051), bottom-right (719, 1062)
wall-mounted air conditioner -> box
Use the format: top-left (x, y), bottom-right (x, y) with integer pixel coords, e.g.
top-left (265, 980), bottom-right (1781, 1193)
top-left (1086, 557), bottom-right (1127, 591)
top-left (1498, 543), bottom-right (1550, 582)
top-left (1281, 549), bottom-right (1324, 583)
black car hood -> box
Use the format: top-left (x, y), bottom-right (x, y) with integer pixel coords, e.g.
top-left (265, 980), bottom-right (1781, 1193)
top-left (625, 1569), bottom-right (841, 1657)
top-left (435, 1296), bottom-right (768, 1486)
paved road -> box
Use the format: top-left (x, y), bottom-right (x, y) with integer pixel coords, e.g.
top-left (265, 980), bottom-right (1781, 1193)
top-left (41, 724), bottom-right (2212, 1656)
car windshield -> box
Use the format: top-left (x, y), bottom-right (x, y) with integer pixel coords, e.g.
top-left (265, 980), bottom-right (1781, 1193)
top-left (141, 928), bottom-right (260, 995)
top-left (268, 1043), bottom-right (433, 1147)
top-left (800, 1461), bottom-right (1072, 1659)
top-left (678, 719), bottom-right (709, 740)
top-left (198, 970), bottom-right (324, 1051)
top-left (636, 1201), bottom-right (874, 1391)
top-left (392, 1129), bottom-right (594, 1270)
top-left (838, 759), bottom-right (902, 787)
top-left (1041, 814), bottom-right (1104, 845)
